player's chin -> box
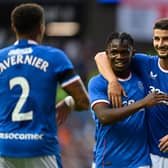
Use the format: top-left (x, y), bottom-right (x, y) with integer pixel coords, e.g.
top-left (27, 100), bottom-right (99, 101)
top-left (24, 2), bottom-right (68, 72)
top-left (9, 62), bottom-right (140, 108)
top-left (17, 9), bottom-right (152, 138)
top-left (115, 63), bottom-right (128, 70)
top-left (158, 53), bottom-right (168, 59)
top-left (115, 67), bottom-right (127, 73)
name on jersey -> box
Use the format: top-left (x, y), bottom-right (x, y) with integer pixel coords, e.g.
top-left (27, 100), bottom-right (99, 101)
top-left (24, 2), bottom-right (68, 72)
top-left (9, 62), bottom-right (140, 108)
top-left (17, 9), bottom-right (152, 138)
top-left (0, 132), bottom-right (43, 140)
top-left (0, 48), bottom-right (49, 74)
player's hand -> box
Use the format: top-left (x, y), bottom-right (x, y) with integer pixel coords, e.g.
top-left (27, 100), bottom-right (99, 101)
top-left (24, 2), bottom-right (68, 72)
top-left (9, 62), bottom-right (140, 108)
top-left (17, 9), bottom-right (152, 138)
top-left (159, 134), bottom-right (168, 153)
top-left (142, 92), bottom-right (168, 107)
top-left (108, 81), bottom-right (127, 108)
top-left (56, 101), bottom-right (71, 126)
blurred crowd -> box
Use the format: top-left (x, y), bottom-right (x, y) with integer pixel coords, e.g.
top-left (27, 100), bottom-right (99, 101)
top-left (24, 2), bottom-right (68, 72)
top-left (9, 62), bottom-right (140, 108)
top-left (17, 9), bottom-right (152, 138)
top-left (58, 39), bottom-right (97, 168)
top-left (58, 112), bottom-right (95, 168)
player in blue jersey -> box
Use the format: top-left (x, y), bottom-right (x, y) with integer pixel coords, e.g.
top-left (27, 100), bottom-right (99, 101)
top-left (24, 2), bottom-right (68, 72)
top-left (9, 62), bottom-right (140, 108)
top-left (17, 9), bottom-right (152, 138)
top-left (94, 18), bottom-right (168, 168)
top-left (0, 3), bottom-right (89, 168)
top-left (88, 32), bottom-right (168, 168)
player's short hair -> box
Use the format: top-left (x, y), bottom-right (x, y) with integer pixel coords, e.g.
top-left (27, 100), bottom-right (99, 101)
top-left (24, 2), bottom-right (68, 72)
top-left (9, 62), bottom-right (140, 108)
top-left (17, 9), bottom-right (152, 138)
top-left (11, 3), bottom-right (44, 34)
top-left (105, 32), bottom-right (134, 50)
top-left (153, 18), bottom-right (168, 30)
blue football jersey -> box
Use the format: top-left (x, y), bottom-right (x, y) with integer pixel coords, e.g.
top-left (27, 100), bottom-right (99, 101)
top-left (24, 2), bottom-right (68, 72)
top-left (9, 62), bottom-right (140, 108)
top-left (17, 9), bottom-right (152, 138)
top-left (133, 53), bottom-right (168, 157)
top-left (0, 39), bottom-right (79, 159)
top-left (88, 73), bottom-right (151, 168)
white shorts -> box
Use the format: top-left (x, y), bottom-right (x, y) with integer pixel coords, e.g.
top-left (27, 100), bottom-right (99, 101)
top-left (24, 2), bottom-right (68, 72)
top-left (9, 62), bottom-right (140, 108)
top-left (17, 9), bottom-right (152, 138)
top-left (91, 162), bottom-right (150, 168)
top-left (150, 153), bottom-right (168, 168)
top-left (0, 155), bottom-right (58, 168)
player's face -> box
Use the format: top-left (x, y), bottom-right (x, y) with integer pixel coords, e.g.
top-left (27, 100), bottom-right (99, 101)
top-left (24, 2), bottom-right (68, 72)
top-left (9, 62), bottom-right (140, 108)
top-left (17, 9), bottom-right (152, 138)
top-left (153, 29), bottom-right (168, 59)
top-left (107, 39), bottom-right (133, 74)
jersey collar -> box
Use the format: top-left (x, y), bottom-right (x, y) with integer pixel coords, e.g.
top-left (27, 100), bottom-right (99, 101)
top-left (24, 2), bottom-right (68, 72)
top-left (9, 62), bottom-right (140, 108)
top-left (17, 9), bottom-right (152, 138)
top-left (14, 39), bottom-right (38, 46)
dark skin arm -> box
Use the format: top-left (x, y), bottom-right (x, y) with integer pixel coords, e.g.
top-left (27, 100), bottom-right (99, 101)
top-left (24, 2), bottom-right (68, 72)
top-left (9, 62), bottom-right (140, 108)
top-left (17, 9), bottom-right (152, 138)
top-left (62, 78), bottom-right (89, 111)
top-left (56, 99), bottom-right (71, 126)
top-left (56, 78), bottom-right (89, 126)
top-left (93, 92), bottom-right (168, 125)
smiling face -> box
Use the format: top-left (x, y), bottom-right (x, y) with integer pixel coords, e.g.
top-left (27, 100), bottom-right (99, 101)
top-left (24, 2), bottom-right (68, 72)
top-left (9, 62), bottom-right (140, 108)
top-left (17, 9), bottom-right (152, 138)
top-left (153, 29), bottom-right (168, 59)
top-left (106, 38), bottom-right (133, 77)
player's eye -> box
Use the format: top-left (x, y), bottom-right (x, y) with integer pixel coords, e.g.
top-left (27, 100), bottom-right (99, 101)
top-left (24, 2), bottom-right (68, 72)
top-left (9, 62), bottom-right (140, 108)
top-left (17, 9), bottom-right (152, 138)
top-left (110, 50), bottom-right (118, 55)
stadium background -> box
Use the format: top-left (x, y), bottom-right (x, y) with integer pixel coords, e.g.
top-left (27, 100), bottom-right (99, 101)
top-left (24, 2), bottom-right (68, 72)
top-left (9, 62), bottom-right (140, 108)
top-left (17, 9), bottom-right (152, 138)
top-left (0, 0), bottom-right (167, 167)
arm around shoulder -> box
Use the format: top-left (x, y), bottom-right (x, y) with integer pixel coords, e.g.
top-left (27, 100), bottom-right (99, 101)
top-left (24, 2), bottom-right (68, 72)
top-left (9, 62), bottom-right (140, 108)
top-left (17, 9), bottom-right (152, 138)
top-left (95, 51), bottom-right (117, 82)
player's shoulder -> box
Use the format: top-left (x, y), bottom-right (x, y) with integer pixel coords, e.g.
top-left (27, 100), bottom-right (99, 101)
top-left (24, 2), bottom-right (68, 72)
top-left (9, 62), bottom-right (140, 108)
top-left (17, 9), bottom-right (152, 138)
top-left (89, 74), bottom-right (104, 83)
top-left (135, 52), bottom-right (157, 59)
top-left (37, 44), bottom-right (65, 56)
top-left (134, 52), bottom-right (158, 64)
top-left (88, 74), bottom-right (107, 88)
top-left (37, 45), bottom-right (71, 64)
top-left (135, 52), bottom-right (150, 58)
top-left (0, 45), bottom-right (14, 53)
top-left (0, 45), bottom-right (15, 59)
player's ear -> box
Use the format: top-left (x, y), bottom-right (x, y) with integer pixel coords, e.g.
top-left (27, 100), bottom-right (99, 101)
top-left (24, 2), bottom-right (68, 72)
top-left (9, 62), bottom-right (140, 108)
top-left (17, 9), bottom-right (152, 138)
top-left (105, 49), bottom-right (110, 61)
top-left (11, 23), bottom-right (16, 33)
top-left (40, 23), bottom-right (45, 35)
top-left (105, 49), bottom-right (109, 55)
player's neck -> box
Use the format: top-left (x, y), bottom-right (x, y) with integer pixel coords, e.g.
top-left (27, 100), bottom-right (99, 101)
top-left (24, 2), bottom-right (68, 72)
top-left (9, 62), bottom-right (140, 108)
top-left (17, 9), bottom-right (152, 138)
top-left (159, 58), bottom-right (168, 70)
top-left (115, 70), bottom-right (131, 79)
top-left (16, 33), bottom-right (41, 43)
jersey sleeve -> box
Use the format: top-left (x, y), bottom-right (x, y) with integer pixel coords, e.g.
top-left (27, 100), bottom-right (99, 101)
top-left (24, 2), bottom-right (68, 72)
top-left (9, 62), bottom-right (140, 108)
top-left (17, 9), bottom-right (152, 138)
top-left (51, 48), bottom-right (80, 86)
top-left (88, 75), bottom-right (110, 109)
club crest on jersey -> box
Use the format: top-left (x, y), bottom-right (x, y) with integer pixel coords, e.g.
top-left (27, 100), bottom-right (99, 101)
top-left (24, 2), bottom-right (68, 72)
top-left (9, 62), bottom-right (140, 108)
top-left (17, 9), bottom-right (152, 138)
top-left (150, 71), bottom-right (158, 80)
top-left (138, 81), bottom-right (144, 92)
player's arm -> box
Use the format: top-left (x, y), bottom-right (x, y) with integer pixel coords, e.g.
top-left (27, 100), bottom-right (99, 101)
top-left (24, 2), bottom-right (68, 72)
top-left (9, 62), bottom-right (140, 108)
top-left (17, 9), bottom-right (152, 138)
top-left (93, 92), bottom-right (168, 125)
top-left (56, 69), bottom-right (89, 126)
top-left (56, 81), bottom-right (88, 126)
top-left (56, 96), bottom-right (74, 126)
top-left (94, 52), bottom-right (126, 108)
top-left (59, 69), bottom-right (89, 112)
top-left (62, 78), bottom-right (89, 111)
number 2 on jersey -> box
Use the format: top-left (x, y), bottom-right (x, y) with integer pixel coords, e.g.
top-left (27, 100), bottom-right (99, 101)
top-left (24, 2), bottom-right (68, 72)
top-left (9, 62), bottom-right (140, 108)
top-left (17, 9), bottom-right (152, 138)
top-left (9, 77), bottom-right (33, 122)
